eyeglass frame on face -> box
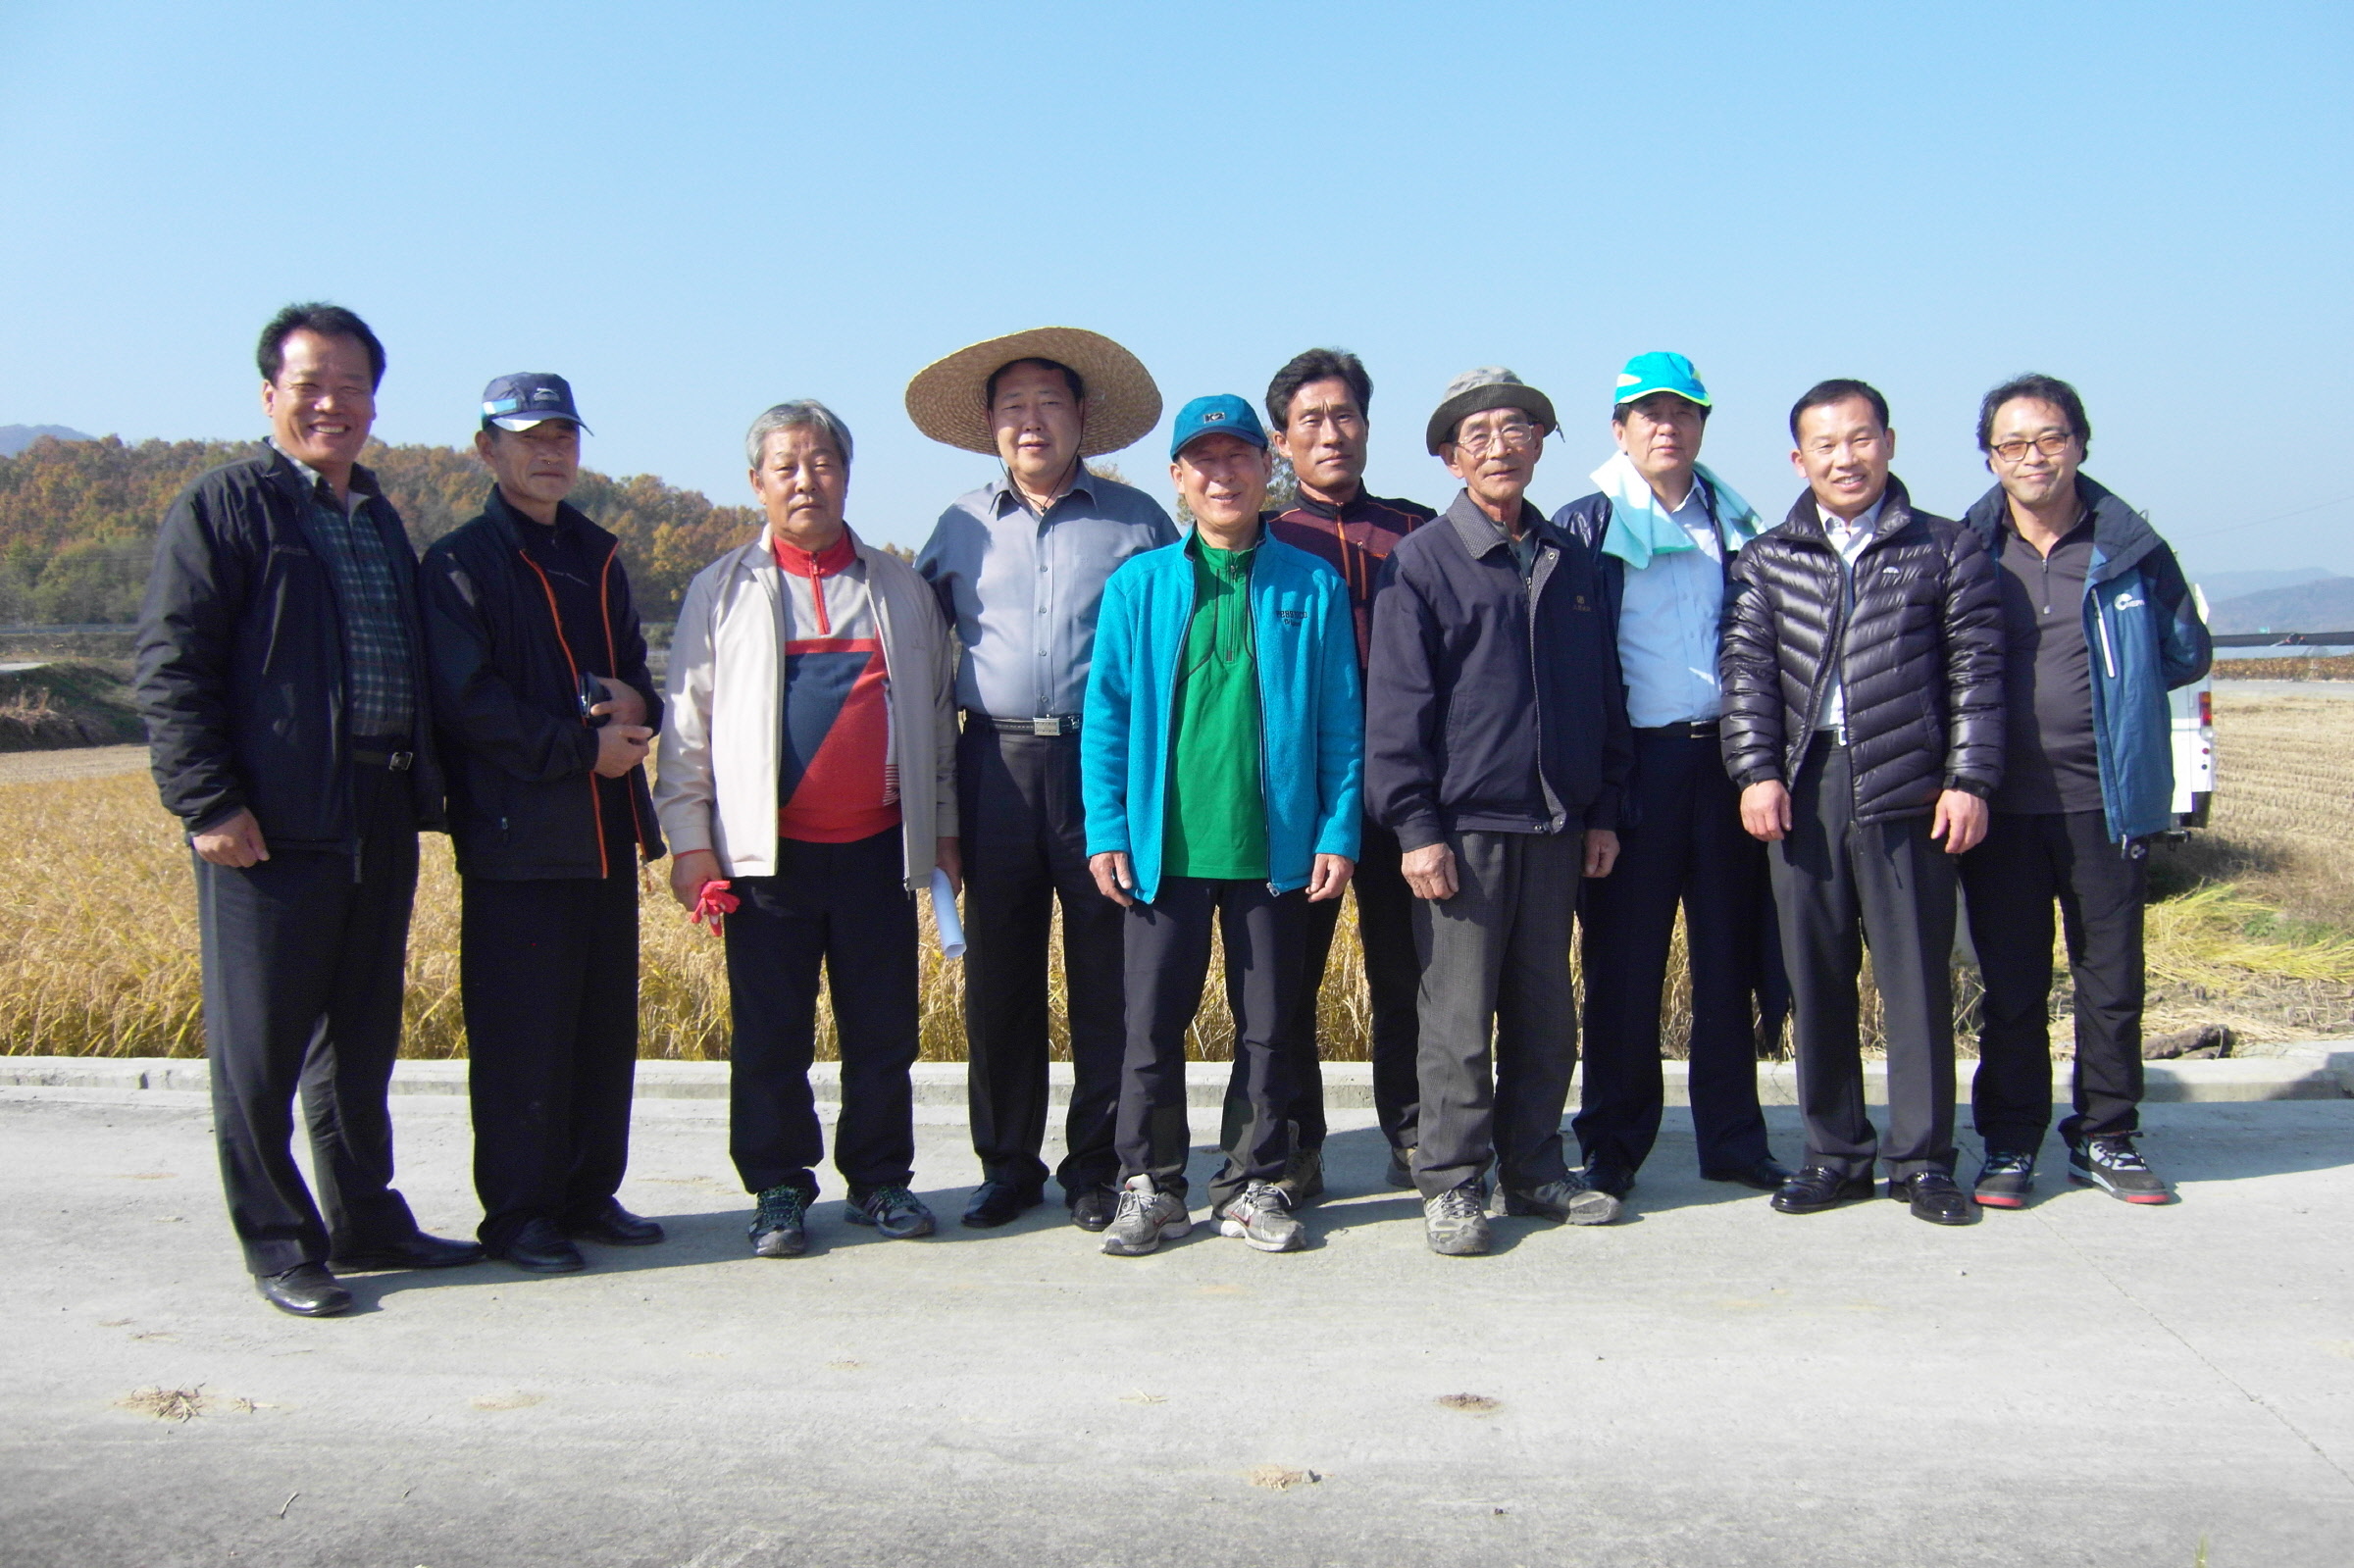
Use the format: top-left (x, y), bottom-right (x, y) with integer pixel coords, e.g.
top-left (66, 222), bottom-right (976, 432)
top-left (1449, 413), bottom-right (1543, 456)
top-left (1988, 430), bottom-right (2077, 465)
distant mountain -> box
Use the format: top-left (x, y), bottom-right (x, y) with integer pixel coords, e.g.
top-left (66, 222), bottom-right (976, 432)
top-left (0, 425), bottom-right (92, 458)
top-left (2192, 567), bottom-right (2340, 604)
top-left (2206, 579), bottom-right (2354, 635)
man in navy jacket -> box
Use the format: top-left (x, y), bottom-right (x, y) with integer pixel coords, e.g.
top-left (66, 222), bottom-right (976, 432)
top-left (1364, 368), bottom-right (1633, 1256)
top-left (421, 374), bottom-right (668, 1273)
top-left (1957, 374), bottom-right (2210, 1209)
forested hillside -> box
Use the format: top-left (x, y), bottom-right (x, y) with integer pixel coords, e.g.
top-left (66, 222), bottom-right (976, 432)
top-left (0, 434), bottom-right (763, 623)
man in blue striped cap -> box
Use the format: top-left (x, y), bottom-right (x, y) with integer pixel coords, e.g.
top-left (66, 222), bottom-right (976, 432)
top-left (1556, 353), bottom-right (1792, 1210)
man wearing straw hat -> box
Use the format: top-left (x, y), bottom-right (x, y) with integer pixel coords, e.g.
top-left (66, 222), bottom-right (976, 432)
top-left (909, 329), bottom-right (1176, 1233)
top-left (1364, 368), bottom-right (1632, 1257)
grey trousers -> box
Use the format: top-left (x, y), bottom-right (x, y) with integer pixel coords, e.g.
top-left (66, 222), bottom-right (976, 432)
top-left (1769, 740), bottom-right (1959, 1183)
top-left (1409, 830), bottom-right (1582, 1199)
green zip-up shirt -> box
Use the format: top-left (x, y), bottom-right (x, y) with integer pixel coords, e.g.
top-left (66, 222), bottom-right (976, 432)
top-left (1162, 534), bottom-right (1267, 880)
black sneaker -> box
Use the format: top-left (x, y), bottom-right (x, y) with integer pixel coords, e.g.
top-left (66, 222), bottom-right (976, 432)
top-left (1972, 1149), bottom-right (2036, 1209)
top-left (1274, 1145), bottom-right (1325, 1207)
top-left (749, 1186), bottom-right (811, 1258)
top-left (844, 1186), bottom-right (937, 1239)
top-left (2069, 1134), bottom-right (2171, 1204)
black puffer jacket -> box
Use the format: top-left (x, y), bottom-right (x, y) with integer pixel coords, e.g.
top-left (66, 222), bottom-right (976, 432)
top-left (1718, 476), bottom-right (2004, 822)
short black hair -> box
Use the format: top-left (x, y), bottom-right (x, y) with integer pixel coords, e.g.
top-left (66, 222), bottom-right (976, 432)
top-left (986, 356), bottom-right (1085, 407)
top-left (1788, 378), bottom-right (1889, 442)
top-left (257, 302), bottom-right (386, 390)
top-left (1611, 391), bottom-right (1711, 427)
top-left (1976, 373), bottom-right (2090, 453)
top-left (1265, 348), bottom-right (1373, 430)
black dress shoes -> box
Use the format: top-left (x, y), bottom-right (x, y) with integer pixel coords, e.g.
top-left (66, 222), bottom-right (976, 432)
top-left (961, 1180), bottom-right (1044, 1229)
top-left (566, 1200), bottom-right (666, 1246)
top-left (256, 1263), bottom-right (352, 1318)
top-left (1068, 1185), bottom-right (1119, 1233)
top-left (1578, 1161), bottom-right (1636, 1199)
top-left (1891, 1170), bottom-right (1979, 1226)
top-left (1703, 1156), bottom-right (1797, 1192)
top-left (330, 1231), bottom-right (485, 1272)
top-left (495, 1218), bottom-right (587, 1273)
top-left (1769, 1166), bottom-right (1877, 1214)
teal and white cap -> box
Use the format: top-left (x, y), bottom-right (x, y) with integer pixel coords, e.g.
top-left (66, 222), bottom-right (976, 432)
top-left (1613, 351), bottom-right (1711, 410)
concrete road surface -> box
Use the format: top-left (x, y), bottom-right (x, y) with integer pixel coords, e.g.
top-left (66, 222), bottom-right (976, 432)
top-left (4, 1086), bottom-right (2351, 1567)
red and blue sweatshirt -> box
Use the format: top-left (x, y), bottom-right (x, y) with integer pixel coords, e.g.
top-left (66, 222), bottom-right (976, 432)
top-left (772, 531), bottom-right (898, 843)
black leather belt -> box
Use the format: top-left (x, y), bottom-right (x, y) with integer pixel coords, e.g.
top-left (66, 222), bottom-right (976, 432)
top-left (351, 745), bottom-right (415, 771)
top-left (1634, 720), bottom-right (1719, 739)
top-left (967, 712), bottom-right (1081, 737)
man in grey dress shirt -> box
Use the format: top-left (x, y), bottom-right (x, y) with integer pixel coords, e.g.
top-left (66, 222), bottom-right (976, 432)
top-left (907, 328), bottom-right (1175, 1232)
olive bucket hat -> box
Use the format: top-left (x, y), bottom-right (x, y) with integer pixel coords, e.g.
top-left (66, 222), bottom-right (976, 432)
top-left (1424, 366), bottom-right (1559, 455)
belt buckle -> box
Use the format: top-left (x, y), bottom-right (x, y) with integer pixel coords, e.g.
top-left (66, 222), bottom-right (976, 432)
top-left (387, 750), bottom-right (414, 773)
top-left (1031, 716), bottom-right (1062, 737)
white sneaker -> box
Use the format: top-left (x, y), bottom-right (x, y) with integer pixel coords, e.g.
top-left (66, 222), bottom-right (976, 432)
top-left (1100, 1174), bottom-right (1192, 1256)
top-left (1218, 1179), bottom-right (1305, 1252)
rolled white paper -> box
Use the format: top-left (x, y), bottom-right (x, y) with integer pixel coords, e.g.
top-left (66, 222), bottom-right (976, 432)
top-left (931, 867), bottom-right (966, 959)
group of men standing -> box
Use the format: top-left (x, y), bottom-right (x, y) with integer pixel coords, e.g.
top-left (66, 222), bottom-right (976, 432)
top-left (134, 305), bottom-right (2210, 1315)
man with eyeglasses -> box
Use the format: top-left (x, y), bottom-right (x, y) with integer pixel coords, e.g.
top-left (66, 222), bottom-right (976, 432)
top-left (1719, 379), bottom-right (2004, 1227)
top-left (1957, 375), bottom-right (2209, 1209)
top-left (1365, 368), bottom-right (1632, 1256)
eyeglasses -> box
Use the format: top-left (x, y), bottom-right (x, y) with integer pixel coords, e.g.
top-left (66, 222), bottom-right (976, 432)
top-left (1452, 417), bottom-right (1541, 456)
top-left (1989, 432), bottom-right (2075, 463)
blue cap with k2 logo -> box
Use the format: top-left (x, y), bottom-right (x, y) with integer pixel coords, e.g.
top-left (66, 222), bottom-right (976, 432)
top-left (1168, 393), bottom-right (1267, 460)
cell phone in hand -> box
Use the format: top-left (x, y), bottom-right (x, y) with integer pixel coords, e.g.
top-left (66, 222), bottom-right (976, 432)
top-left (578, 672), bottom-right (609, 729)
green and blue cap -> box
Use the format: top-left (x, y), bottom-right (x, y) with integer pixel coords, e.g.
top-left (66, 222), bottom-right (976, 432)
top-left (1169, 393), bottom-right (1267, 460)
top-left (1612, 351), bottom-right (1711, 411)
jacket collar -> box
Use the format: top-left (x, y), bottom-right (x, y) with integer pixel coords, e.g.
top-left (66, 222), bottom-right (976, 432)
top-left (989, 465), bottom-right (1100, 518)
top-left (1444, 490), bottom-right (1555, 558)
top-left (482, 483), bottom-right (601, 550)
top-left (1964, 473), bottom-right (2158, 583)
top-left (264, 438), bottom-right (382, 509)
top-left (1777, 474), bottom-right (1915, 544)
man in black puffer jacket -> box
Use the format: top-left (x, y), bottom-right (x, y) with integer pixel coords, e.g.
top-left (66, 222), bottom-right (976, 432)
top-left (1718, 379), bottom-right (2004, 1227)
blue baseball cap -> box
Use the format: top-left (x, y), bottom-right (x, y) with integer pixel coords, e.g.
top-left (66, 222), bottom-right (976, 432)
top-left (1168, 393), bottom-right (1267, 460)
top-left (1612, 351), bottom-right (1711, 411)
top-left (481, 372), bottom-right (591, 433)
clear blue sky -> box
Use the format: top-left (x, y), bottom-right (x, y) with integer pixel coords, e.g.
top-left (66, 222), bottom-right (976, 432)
top-left (3, 2), bottom-right (2349, 580)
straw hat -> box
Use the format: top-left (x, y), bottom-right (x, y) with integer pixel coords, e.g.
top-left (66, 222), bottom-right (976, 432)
top-left (904, 327), bottom-right (1161, 459)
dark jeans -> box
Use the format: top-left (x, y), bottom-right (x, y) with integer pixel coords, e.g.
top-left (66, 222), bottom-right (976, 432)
top-left (1960, 810), bottom-right (2148, 1147)
top-left (1411, 830), bottom-right (1581, 1199)
top-left (1576, 730), bottom-right (1776, 1175)
top-left (462, 871), bottom-right (640, 1250)
top-left (957, 724), bottom-right (1126, 1198)
top-left (1219, 818), bottom-right (1419, 1156)
top-left (1768, 740), bottom-right (1959, 1183)
top-left (723, 830), bottom-right (918, 1198)
top-left (1117, 878), bottom-right (1305, 1211)
top-left (195, 763), bottom-right (421, 1276)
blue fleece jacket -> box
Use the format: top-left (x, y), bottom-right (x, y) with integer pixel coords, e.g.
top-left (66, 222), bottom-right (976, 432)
top-left (1963, 475), bottom-right (2211, 841)
top-left (1081, 530), bottom-right (1363, 905)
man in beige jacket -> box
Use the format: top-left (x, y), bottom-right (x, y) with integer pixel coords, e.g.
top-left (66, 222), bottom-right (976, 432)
top-left (655, 399), bottom-right (958, 1259)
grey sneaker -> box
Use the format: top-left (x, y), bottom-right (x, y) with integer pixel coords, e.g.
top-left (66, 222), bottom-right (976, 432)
top-left (1385, 1144), bottom-right (1416, 1190)
top-left (1972, 1149), bottom-right (2036, 1209)
top-left (844, 1186), bottom-right (936, 1239)
top-left (749, 1185), bottom-right (811, 1258)
top-left (1423, 1183), bottom-right (1492, 1256)
top-left (2070, 1135), bottom-right (2172, 1204)
top-left (1100, 1175), bottom-right (1192, 1256)
top-left (1503, 1174), bottom-right (1622, 1226)
top-left (1219, 1180), bottom-right (1305, 1253)
top-left (1274, 1145), bottom-right (1325, 1207)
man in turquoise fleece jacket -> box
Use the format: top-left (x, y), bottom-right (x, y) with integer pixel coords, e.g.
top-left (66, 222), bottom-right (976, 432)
top-left (1080, 394), bottom-right (1363, 1257)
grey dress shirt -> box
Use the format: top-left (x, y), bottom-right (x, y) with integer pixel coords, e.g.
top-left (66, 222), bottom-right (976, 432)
top-left (916, 469), bottom-right (1177, 719)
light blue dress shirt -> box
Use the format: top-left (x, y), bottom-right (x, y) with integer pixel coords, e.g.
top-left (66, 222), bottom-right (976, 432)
top-left (1615, 478), bottom-right (1725, 729)
top-left (1816, 491), bottom-right (1888, 737)
top-left (916, 470), bottom-right (1177, 719)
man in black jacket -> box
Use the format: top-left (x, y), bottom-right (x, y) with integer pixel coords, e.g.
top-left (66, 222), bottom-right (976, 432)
top-left (1719, 379), bottom-right (2004, 1227)
top-left (421, 374), bottom-right (667, 1274)
top-left (1365, 368), bottom-right (1632, 1256)
top-left (135, 303), bottom-right (482, 1318)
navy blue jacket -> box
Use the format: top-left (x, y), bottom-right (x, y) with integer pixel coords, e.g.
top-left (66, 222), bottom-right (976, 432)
top-left (135, 447), bottom-right (446, 847)
top-left (1962, 476), bottom-right (2210, 841)
top-left (1364, 493), bottom-right (1631, 849)
top-left (421, 488), bottom-right (665, 880)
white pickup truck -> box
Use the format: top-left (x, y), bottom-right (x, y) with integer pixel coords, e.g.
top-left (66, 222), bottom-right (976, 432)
top-left (2169, 583), bottom-right (2215, 828)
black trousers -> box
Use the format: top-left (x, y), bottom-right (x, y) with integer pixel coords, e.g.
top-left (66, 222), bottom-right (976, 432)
top-left (1576, 731), bottom-right (1776, 1175)
top-left (1219, 818), bottom-right (1419, 1156)
top-left (723, 830), bottom-right (918, 1198)
top-left (957, 724), bottom-right (1127, 1197)
top-left (195, 764), bottom-right (421, 1276)
top-left (462, 871), bottom-right (640, 1250)
top-left (1118, 878), bottom-right (1305, 1210)
top-left (1769, 740), bottom-right (1959, 1182)
top-left (1959, 810), bottom-right (2147, 1147)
